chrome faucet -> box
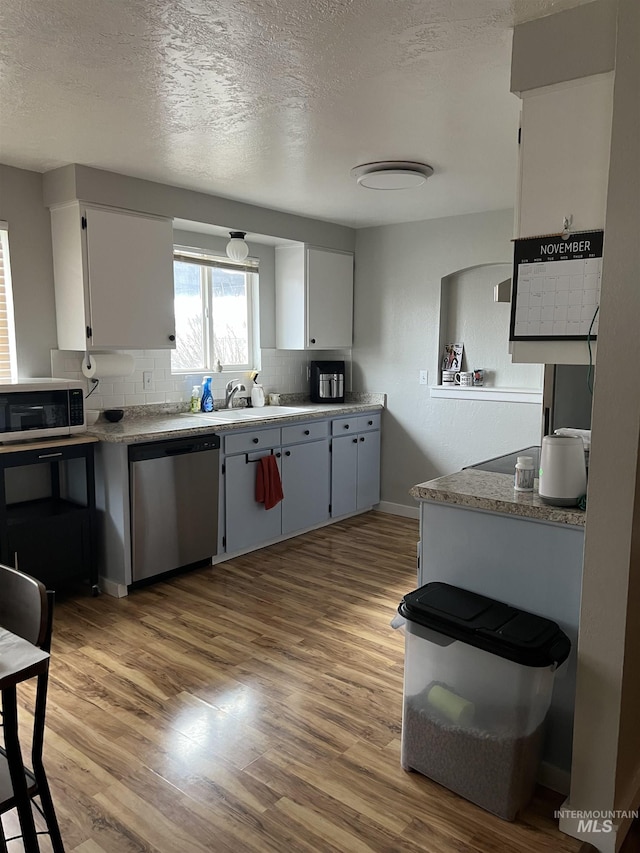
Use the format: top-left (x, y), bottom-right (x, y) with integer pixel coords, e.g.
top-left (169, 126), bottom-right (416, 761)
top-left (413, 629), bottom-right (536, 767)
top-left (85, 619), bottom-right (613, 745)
top-left (224, 379), bottom-right (246, 409)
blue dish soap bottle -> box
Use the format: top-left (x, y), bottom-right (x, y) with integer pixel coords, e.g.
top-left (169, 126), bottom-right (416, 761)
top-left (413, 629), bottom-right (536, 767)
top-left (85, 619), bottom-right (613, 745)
top-left (201, 376), bottom-right (214, 412)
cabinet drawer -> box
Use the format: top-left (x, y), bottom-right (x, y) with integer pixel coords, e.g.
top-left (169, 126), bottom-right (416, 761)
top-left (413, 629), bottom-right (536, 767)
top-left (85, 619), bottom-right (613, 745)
top-left (331, 417), bottom-right (359, 436)
top-left (281, 420), bottom-right (329, 445)
top-left (356, 413), bottom-right (380, 432)
top-left (1, 441), bottom-right (94, 469)
top-left (224, 427), bottom-right (281, 455)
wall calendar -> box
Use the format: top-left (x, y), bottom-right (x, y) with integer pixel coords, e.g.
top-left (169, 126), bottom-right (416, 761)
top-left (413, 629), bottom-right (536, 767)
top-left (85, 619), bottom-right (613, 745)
top-left (509, 230), bottom-right (603, 341)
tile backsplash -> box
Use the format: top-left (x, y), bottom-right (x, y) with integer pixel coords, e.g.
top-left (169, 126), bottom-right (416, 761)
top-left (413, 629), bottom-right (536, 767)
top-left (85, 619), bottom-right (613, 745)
top-left (51, 348), bottom-right (352, 411)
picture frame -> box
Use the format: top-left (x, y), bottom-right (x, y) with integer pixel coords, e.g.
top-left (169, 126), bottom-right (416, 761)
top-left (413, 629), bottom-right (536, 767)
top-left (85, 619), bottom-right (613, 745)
top-left (441, 343), bottom-right (463, 372)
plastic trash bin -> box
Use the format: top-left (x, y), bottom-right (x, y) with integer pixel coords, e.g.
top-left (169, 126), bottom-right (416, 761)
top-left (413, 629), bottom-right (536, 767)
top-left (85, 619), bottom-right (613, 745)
top-left (396, 582), bottom-right (571, 821)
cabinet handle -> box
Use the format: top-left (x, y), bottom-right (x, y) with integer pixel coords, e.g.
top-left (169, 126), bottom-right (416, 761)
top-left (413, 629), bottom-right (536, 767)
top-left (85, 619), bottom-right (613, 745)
top-left (360, 437), bottom-right (365, 442)
top-left (252, 438), bottom-right (259, 444)
top-left (344, 424), bottom-right (349, 429)
top-left (304, 429), bottom-right (310, 435)
top-left (38, 452), bottom-right (63, 459)
top-left (368, 420), bottom-right (373, 426)
top-left (285, 450), bottom-right (291, 457)
top-left (310, 338), bottom-right (316, 344)
top-left (352, 438), bottom-right (358, 444)
top-left (275, 452), bottom-right (281, 458)
top-left (13, 552), bottom-right (19, 570)
top-left (169, 334), bottom-right (176, 342)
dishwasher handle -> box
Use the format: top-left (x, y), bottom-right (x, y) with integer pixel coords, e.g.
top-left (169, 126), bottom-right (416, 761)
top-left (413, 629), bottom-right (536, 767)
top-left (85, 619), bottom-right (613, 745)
top-left (129, 434), bottom-right (220, 462)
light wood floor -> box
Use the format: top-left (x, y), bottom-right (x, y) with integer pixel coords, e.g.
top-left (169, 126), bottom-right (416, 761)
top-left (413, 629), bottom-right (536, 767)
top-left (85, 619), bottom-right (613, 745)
top-left (2, 512), bottom-right (634, 852)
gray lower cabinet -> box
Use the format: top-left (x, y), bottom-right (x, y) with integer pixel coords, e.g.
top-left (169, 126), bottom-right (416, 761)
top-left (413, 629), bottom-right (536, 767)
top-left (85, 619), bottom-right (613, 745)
top-left (281, 435), bottom-right (330, 535)
top-left (224, 426), bottom-right (282, 554)
top-left (331, 414), bottom-right (381, 517)
top-left (223, 420), bottom-right (331, 554)
top-left (225, 451), bottom-right (282, 553)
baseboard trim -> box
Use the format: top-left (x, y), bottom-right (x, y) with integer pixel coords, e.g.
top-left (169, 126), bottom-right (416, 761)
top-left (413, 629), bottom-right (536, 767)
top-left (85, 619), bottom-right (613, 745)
top-left (559, 768), bottom-right (640, 851)
top-left (99, 576), bottom-right (128, 598)
top-left (539, 762), bottom-right (570, 795)
top-left (558, 798), bottom-right (635, 853)
top-left (376, 501), bottom-right (419, 519)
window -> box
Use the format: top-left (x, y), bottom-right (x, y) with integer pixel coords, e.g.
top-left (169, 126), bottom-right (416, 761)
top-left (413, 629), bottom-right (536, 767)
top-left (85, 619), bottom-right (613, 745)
top-left (171, 247), bottom-right (257, 373)
top-left (0, 224), bottom-right (18, 381)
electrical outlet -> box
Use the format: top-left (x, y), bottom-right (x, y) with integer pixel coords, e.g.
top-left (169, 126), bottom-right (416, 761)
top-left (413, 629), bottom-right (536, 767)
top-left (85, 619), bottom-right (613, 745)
top-left (419, 370), bottom-right (429, 385)
top-left (143, 370), bottom-right (153, 391)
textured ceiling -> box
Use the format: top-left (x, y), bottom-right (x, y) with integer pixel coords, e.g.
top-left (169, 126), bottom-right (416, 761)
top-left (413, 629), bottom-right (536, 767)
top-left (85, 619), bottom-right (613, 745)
top-left (0, 0), bottom-right (593, 227)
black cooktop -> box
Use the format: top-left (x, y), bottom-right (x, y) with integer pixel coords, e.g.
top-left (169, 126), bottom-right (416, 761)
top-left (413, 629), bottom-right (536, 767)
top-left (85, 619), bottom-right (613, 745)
top-left (466, 446), bottom-right (540, 475)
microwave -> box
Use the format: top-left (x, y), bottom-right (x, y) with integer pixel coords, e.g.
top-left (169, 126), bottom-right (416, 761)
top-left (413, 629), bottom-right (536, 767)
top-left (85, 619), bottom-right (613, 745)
top-left (0, 379), bottom-right (86, 442)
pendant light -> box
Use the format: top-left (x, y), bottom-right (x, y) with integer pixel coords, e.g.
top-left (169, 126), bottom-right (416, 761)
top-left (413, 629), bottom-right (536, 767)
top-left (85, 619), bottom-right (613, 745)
top-left (226, 231), bottom-right (249, 261)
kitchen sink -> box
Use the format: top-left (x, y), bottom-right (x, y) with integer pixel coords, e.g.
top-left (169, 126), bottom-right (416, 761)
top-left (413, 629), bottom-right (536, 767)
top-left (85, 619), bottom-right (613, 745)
top-left (193, 406), bottom-right (311, 421)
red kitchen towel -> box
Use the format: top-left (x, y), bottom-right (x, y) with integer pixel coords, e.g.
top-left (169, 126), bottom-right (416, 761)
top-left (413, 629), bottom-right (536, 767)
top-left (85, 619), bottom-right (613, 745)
top-left (255, 454), bottom-right (284, 510)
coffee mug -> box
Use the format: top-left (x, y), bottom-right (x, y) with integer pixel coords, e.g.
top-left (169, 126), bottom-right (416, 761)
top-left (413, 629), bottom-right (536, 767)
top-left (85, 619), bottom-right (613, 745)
top-left (442, 369), bottom-right (456, 385)
top-left (455, 371), bottom-right (474, 387)
top-left (268, 393), bottom-right (281, 406)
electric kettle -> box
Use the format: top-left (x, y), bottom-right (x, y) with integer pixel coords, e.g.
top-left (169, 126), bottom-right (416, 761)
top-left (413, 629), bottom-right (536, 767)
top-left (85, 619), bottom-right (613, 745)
top-left (538, 435), bottom-right (587, 506)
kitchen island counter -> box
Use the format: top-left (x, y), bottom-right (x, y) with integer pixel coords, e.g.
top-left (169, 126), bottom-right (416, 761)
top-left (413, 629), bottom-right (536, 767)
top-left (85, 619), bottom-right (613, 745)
top-left (411, 459), bottom-right (585, 787)
top-left (410, 469), bottom-right (585, 527)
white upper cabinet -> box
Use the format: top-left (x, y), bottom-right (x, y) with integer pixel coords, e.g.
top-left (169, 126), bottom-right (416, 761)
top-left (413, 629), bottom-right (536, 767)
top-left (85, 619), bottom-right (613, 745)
top-left (511, 73), bottom-right (614, 365)
top-left (516, 74), bottom-right (614, 240)
top-left (51, 202), bottom-right (176, 351)
top-left (275, 245), bottom-right (353, 350)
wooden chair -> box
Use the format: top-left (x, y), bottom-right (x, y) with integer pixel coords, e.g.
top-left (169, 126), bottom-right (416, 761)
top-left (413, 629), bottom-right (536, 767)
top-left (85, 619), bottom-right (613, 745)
top-left (0, 564), bottom-right (64, 852)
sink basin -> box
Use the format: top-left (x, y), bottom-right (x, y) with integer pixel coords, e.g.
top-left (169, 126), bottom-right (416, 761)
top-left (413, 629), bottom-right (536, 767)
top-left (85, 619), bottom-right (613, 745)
top-left (194, 406), bottom-right (310, 421)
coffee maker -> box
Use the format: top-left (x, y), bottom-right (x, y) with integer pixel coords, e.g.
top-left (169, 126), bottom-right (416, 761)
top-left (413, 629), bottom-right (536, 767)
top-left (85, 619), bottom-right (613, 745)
top-left (310, 360), bottom-right (345, 403)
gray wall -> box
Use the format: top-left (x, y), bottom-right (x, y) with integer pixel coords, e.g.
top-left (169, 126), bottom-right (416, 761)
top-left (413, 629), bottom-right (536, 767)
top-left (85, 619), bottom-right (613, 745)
top-left (0, 165), bottom-right (57, 376)
top-left (44, 164), bottom-right (356, 252)
top-left (353, 209), bottom-right (542, 509)
top-left (0, 161), bottom-right (355, 381)
top-left (511, 0), bottom-right (616, 94)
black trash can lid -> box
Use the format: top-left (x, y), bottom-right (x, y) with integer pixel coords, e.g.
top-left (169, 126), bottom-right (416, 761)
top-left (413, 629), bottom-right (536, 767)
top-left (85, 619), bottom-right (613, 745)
top-left (398, 582), bottom-right (571, 668)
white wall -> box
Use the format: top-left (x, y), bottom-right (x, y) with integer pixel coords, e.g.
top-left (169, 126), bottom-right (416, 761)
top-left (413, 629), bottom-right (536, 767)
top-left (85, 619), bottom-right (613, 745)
top-left (353, 209), bottom-right (542, 509)
top-left (0, 165), bottom-right (57, 376)
top-left (443, 264), bottom-right (542, 388)
top-left (569, 0), bottom-right (640, 830)
top-left (51, 346), bottom-right (350, 411)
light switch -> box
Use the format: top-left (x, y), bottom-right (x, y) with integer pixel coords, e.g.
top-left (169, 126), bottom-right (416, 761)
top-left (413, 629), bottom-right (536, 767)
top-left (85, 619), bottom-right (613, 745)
top-left (419, 370), bottom-right (428, 385)
top-left (143, 371), bottom-right (153, 390)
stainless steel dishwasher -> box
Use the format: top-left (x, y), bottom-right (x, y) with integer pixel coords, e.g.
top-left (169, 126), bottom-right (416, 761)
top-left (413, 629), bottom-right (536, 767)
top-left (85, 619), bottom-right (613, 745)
top-left (129, 434), bottom-right (220, 582)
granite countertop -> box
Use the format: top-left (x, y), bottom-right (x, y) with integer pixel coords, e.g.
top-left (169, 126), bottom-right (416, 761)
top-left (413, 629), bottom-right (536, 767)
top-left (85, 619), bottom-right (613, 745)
top-left (410, 469), bottom-right (585, 527)
top-left (87, 394), bottom-right (385, 444)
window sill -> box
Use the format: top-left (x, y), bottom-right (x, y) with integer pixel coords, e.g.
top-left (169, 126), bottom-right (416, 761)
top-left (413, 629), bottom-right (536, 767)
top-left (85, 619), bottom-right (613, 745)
top-left (430, 386), bottom-right (543, 403)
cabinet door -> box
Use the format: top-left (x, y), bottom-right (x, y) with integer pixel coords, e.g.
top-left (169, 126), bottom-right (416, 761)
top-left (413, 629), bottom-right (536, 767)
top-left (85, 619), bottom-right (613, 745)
top-left (518, 75), bottom-right (614, 240)
top-left (331, 434), bottom-right (358, 517)
top-left (306, 248), bottom-right (353, 349)
top-left (281, 439), bottom-right (330, 535)
top-left (225, 452), bottom-right (282, 553)
top-left (356, 430), bottom-right (380, 510)
top-left (85, 206), bottom-right (175, 350)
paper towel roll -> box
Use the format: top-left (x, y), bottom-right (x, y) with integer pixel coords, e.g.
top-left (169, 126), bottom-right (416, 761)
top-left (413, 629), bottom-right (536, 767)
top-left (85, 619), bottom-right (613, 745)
top-left (82, 353), bottom-right (135, 380)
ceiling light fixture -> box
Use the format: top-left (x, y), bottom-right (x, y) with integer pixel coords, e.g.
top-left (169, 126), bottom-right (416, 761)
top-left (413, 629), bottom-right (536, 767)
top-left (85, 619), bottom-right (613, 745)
top-left (226, 231), bottom-right (249, 261)
top-left (351, 161), bottom-right (434, 190)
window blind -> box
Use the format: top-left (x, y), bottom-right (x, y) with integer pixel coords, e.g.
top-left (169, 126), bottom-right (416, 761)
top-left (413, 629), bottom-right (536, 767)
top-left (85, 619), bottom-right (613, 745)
top-left (0, 226), bottom-right (17, 381)
top-left (173, 246), bottom-right (259, 273)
